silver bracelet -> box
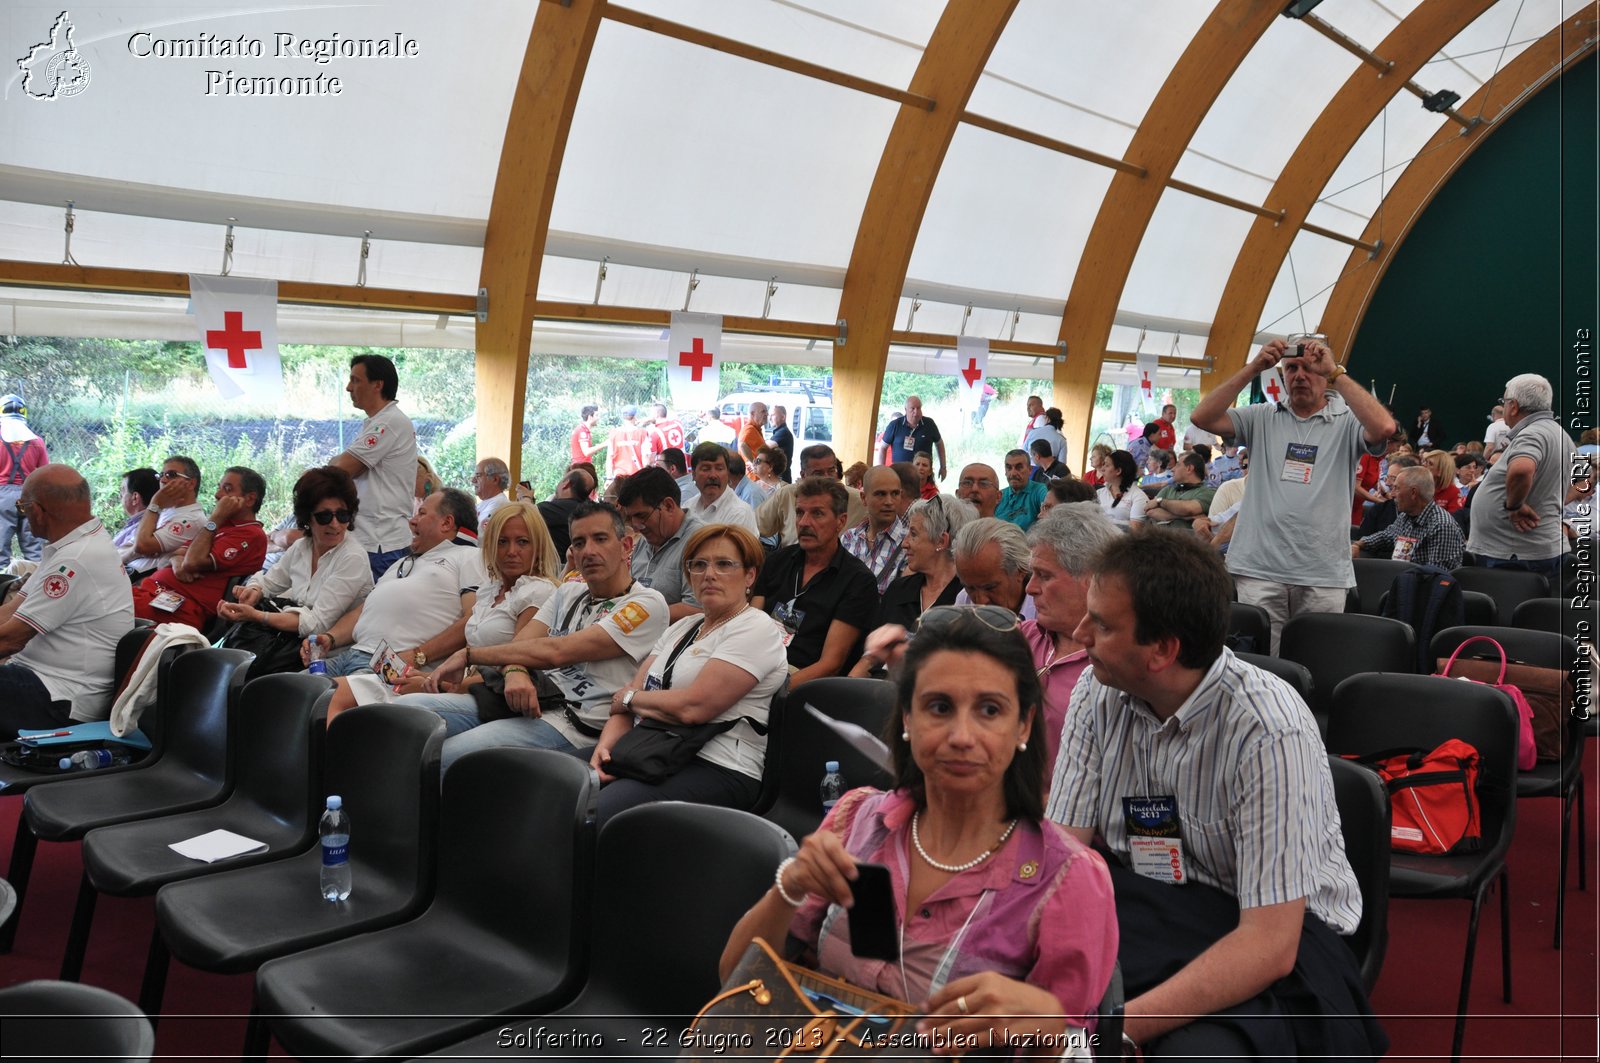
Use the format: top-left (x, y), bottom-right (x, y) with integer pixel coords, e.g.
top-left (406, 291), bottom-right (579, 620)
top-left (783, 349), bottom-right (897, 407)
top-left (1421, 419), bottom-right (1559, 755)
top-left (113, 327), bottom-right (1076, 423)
top-left (773, 856), bottom-right (807, 907)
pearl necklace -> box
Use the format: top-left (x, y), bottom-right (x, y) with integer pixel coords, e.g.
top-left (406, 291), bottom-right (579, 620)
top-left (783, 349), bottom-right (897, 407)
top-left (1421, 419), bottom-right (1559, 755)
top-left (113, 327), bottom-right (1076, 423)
top-left (910, 811), bottom-right (1018, 874)
top-left (694, 603), bottom-right (749, 642)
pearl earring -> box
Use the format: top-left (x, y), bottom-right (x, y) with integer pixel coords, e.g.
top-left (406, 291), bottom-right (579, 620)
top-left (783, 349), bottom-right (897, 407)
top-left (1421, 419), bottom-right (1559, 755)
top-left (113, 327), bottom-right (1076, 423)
top-left (902, 731), bottom-right (910, 741)
top-left (1018, 741), bottom-right (1028, 751)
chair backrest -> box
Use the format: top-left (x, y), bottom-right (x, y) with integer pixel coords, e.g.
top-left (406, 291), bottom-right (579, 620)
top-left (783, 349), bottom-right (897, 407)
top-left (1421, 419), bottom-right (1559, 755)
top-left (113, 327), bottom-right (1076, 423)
top-left (748, 681), bottom-right (789, 817)
top-left (1460, 589), bottom-right (1498, 627)
top-left (1226, 602), bottom-right (1271, 654)
top-left (1279, 613), bottom-right (1416, 720)
top-left (1351, 558), bottom-right (1418, 616)
top-left (0, 979), bottom-right (154, 1061)
top-left (437, 748), bottom-right (596, 978)
top-left (576, 803), bottom-right (795, 1016)
top-left (112, 626), bottom-right (156, 697)
top-left (1429, 624), bottom-right (1580, 676)
top-left (1511, 596), bottom-right (1563, 634)
top-left (230, 673), bottom-right (331, 836)
top-left (1326, 673), bottom-right (1519, 867)
top-left (1450, 566), bottom-right (1550, 626)
top-left (1090, 962), bottom-right (1124, 1061)
top-left (161, 648), bottom-right (253, 784)
top-left (1326, 755), bottom-right (1390, 993)
top-left (325, 705), bottom-right (445, 887)
top-left (1235, 652), bottom-right (1314, 713)
top-left (768, 677), bottom-right (897, 841)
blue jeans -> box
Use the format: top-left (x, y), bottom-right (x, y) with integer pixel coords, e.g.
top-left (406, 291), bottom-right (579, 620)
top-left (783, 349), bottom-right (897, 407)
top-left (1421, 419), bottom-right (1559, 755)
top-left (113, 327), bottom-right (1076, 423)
top-left (387, 692), bottom-right (483, 738)
top-left (318, 646), bottom-right (375, 678)
top-left (0, 664), bottom-right (71, 741)
top-left (439, 716), bottom-right (591, 778)
top-left (368, 547), bottom-right (410, 582)
top-left (0, 484), bottom-right (43, 566)
top-left (1479, 554), bottom-right (1562, 585)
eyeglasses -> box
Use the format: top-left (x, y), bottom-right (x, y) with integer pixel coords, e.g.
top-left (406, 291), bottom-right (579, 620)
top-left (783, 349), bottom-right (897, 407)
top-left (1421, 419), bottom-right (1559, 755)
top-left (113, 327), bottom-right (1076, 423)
top-left (312, 508), bottom-right (352, 526)
top-left (394, 554), bottom-right (418, 579)
top-left (159, 471), bottom-right (190, 482)
top-left (958, 477), bottom-right (996, 490)
top-left (915, 605), bottom-right (1021, 637)
top-left (623, 503), bottom-right (661, 528)
top-left (14, 498), bottom-right (30, 518)
top-left (686, 557), bottom-right (744, 575)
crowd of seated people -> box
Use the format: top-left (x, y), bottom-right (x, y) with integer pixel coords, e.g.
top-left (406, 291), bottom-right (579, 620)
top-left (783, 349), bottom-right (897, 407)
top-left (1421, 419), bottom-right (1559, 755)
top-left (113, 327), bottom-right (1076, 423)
top-left (4, 348), bottom-right (1593, 1059)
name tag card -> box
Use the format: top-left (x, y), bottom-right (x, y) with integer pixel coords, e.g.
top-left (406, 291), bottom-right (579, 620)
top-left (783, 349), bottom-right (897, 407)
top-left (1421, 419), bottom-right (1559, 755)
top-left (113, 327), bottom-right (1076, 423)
top-left (1123, 795), bottom-right (1188, 885)
top-left (1280, 442), bottom-right (1319, 485)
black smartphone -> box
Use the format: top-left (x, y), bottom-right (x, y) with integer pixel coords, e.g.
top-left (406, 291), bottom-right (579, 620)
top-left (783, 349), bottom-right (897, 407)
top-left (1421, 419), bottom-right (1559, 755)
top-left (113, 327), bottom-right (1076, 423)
top-left (847, 862), bottom-right (899, 961)
top-left (518, 480), bottom-right (532, 490)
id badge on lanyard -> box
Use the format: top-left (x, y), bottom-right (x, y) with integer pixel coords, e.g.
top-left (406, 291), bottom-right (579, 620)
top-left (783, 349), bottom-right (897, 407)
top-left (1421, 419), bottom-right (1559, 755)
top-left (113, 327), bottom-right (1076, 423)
top-left (1281, 442), bottom-right (1318, 485)
top-left (1123, 795), bottom-right (1188, 885)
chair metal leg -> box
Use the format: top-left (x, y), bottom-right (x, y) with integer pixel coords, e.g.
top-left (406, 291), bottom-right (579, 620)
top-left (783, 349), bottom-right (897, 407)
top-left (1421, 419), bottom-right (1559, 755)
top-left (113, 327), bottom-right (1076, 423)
top-left (1452, 885), bottom-right (1487, 1063)
top-left (1557, 784), bottom-right (1578, 949)
top-left (1499, 870), bottom-right (1512, 1002)
top-left (138, 923), bottom-right (171, 1021)
top-left (242, 1001), bottom-right (270, 1061)
top-left (0, 813), bottom-right (38, 953)
top-left (58, 871), bottom-right (98, 981)
top-left (1578, 773), bottom-right (1587, 891)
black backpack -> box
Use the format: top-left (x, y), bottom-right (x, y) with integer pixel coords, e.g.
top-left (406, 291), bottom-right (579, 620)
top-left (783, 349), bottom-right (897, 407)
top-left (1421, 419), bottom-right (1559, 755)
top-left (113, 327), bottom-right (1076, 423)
top-left (1380, 564), bottom-right (1464, 672)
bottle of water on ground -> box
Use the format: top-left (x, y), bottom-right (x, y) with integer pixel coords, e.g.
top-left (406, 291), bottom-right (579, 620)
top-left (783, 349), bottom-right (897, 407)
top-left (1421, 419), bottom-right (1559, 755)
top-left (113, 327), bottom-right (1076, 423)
top-left (307, 637), bottom-right (327, 677)
top-left (58, 747), bottom-right (133, 772)
top-left (820, 761), bottom-right (844, 813)
top-left (319, 794), bottom-right (351, 902)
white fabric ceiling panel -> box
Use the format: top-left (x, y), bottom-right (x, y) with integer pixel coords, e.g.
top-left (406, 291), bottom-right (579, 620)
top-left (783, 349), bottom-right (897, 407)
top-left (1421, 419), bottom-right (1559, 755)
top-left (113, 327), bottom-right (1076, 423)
top-left (616, 0), bottom-right (936, 90)
top-left (1121, 190), bottom-right (1255, 328)
top-left (0, 200), bottom-right (483, 293)
top-left (0, 1), bottom-right (531, 218)
top-left (1259, 228), bottom-right (1358, 340)
top-left (906, 125), bottom-right (1116, 302)
top-left (1423, 0), bottom-right (1579, 90)
top-left (1316, 98), bottom-right (1445, 231)
top-left (969, 0), bottom-right (1207, 161)
top-left (1173, 15), bottom-right (1362, 202)
top-left (549, 20), bottom-right (897, 270)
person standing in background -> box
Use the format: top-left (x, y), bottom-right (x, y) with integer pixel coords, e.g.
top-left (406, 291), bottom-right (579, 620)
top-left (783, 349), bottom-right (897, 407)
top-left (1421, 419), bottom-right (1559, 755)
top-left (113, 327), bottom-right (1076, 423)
top-left (0, 394), bottom-right (48, 566)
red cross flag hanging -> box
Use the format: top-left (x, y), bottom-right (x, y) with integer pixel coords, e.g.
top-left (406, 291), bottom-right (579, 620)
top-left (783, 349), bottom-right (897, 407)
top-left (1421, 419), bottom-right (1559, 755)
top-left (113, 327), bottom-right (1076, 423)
top-left (1261, 364), bottom-right (1287, 406)
top-left (1134, 348), bottom-right (1160, 418)
top-left (188, 274), bottom-right (284, 403)
top-left (667, 311), bottom-right (723, 412)
top-left (955, 336), bottom-right (989, 422)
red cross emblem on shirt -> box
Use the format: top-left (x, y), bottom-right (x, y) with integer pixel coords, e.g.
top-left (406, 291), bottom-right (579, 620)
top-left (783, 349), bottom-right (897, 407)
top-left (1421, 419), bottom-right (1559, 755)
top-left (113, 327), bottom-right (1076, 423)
top-left (1265, 376), bottom-right (1282, 402)
top-left (678, 337), bottom-right (714, 381)
top-left (206, 311), bottom-right (262, 369)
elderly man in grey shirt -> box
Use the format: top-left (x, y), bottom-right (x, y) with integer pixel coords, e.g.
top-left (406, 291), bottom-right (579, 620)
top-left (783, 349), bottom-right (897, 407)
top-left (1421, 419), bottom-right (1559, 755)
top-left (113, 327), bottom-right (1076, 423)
top-left (1191, 337), bottom-right (1396, 653)
top-left (615, 466), bottom-right (702, 622)
top-left (1467, 373), bottom-right (1575, 584)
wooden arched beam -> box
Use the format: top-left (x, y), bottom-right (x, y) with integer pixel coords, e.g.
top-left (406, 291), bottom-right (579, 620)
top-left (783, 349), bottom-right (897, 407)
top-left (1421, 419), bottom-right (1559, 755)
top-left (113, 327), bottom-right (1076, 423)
top-left (831, 0), bottom-right (1018, 467)
top-left (1053, 0), bottom-right (1280, 467)
top-left (1200, 0), bottom-right (1498, 389)
top-left (475, 0), bottom-right (605, 481)
top-left (1319, 6), bottom-right (1598, 355)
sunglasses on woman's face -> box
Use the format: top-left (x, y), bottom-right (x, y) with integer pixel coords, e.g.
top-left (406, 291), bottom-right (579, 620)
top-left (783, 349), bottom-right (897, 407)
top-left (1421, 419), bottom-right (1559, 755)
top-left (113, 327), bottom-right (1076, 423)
top-left (312, 508), bottom-right (352, 526)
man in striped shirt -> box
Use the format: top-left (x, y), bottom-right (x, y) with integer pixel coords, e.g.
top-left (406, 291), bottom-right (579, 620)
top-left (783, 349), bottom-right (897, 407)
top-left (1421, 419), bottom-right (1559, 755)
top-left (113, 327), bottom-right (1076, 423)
top-left (1047, 531), bottom-right (1381, 1060)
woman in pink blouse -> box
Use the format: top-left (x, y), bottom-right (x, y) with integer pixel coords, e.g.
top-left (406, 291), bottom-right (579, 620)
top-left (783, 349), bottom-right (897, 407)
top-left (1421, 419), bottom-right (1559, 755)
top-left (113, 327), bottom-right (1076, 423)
top-left (721, 608), bottom-right (1118, 1050)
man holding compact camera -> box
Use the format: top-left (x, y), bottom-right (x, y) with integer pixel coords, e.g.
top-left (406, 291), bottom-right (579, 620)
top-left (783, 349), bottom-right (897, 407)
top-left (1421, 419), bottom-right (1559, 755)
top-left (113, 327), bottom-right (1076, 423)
top-left (1191, 336), bottom-right (1395, 654)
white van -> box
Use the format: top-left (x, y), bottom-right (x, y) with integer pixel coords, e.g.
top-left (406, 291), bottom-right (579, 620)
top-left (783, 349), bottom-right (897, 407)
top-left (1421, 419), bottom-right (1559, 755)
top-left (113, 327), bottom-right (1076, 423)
top-left (713, 387), bottom-right (833, 450)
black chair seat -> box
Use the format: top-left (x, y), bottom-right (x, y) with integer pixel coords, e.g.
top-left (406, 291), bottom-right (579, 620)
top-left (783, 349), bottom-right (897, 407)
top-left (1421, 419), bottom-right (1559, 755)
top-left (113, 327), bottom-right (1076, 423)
top-left (28, 770), bottom-right (228, 840)
top-left (0, 979), bottom-right (154, 1061)
top-left (85, 796), bottom-right (308, 896)
top-left (1387, 844), bottom-right (1509, 899)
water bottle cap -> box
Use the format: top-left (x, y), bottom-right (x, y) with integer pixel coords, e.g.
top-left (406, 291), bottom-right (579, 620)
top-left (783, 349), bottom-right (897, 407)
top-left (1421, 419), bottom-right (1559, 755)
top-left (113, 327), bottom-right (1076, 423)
top-left (58, 756), bottom-right (72, 770)
top-left (326, 795), bottom-right (343, 810)
top-left (825, 761), bottom-right (839, 772)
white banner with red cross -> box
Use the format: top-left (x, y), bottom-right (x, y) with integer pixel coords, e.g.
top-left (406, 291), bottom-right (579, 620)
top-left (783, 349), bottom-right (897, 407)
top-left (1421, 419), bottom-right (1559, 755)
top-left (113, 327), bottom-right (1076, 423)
top-left (1134, 348), bottom-right (1160, 418)
top-left (955, 336), bottom-right (989, 419)
top-left (667, 311), bottom-right (723, 412)
top-left (1259, 363), bottom-right (1287, 407)
top-left (188, 274), bottom-right (283, 403)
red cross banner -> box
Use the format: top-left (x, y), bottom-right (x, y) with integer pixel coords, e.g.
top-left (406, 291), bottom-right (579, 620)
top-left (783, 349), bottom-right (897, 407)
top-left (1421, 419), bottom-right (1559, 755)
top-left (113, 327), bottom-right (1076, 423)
top-left (1134, 348), bottom-right (1160, 418)
top-left (955, 336), bottom-right (989, 421)
top-left (1261, 364), bottom-right (1287, 407)
top-left (667, 311), bottom-right (723, 412)
top-left (188, 274), bottom-right (283, 403)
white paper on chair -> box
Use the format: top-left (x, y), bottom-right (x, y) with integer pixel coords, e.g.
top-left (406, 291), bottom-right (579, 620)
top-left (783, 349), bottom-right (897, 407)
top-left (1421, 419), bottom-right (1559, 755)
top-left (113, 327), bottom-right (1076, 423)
top-left (803, 703), bottom-right (893, 773)
top-left (169, 828), bottom-right (268, 863)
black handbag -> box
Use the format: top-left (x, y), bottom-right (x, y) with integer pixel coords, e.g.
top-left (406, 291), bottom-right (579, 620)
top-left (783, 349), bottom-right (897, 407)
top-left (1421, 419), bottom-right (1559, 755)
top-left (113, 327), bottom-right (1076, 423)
top-left (218, 597), bottom-right (306, 681)
top-left (606, 620), bottom-right (766, 785)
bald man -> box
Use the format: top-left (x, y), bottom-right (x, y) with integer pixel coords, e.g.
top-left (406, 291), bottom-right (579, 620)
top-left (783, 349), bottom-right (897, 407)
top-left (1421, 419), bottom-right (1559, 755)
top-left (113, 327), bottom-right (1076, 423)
top-left (0, 464), bottom-right (134, 738)
top-left (955, 463), bottom-right (1001, 520)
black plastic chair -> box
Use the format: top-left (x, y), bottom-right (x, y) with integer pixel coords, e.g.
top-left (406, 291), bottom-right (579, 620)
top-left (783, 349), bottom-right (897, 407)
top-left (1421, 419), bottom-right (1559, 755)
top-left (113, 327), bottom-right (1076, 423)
top-left (0, 979), bottom-right (154, 1062)
top-left (62, 674), bottom-right (332, 984)
top-left (149, 704), bottom-right (445, 1020)
top-left (747, 681), bottom-right (789, 817)
top-left (1327, 673), bottom-right (1519, 1063)
top-left (1327, 755), bottom-right (1391, 993)
top-left (766, 677), bottom-right (896, 841)
top-left (1511, 596), bottom-right (1563, 633)
top-left (1279, 613), bottom-right (1415, 738)
top-left (1090, 961), bottom-right (1124, 1061)
top-left (1431, 625), bottom-right (1585, 948)
top-left (1451, 566), bottom-right (1550, 626)
top-left (251, 747), bottom-right (598, 1060)
top-left (422, 803), bottom-right (796, 1059)
top-left (1236, 652), bottom-right (1314, 715)
top-left (1, 647), bottom-right (251, 955)
top-left (1350, 558), bottom-right (1418, 616)
top-left (1226, 601), bottom-right (1271, 654)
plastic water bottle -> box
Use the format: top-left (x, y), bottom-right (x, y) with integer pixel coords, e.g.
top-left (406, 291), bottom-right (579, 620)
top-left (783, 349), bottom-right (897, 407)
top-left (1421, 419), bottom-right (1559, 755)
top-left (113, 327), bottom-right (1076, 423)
top-left (820, 761), bottom-right (844, 814)
top-left (307, 637), bottom-right (328, 676)
top-left (58, 748), bottom-right (133, 772)
top-left (319, 795), bottom-right (352, 902)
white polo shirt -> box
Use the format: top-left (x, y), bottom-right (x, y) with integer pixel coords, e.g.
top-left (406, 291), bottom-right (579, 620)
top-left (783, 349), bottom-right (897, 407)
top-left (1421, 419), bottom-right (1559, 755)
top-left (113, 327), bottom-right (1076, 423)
top-left (12, 519), bottom-right (135, 720)
top-left (350, 539), bottom-right (487, 654)
top-left (688, 487), bottom-right (759, 534)
top-left (121, 501), bottom-right (206, 573)
top-left (345, 400), bottom-right (418, 554)
top-left (476, 492), bottom-right (509, 526)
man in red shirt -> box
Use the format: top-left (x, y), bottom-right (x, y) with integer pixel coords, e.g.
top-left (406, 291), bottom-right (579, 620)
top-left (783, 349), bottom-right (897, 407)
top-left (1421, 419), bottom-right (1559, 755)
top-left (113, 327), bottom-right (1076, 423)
top-left (643, 402), bottom-right (685, 466)
top-left (132, 466), bottom-right (268, 631)
top-left (1153, 403), bottom-right (1178, 451)
top-left (570, 405), bottom-right (602, 465)
top-left (606, 405), bottom-right (648, 482)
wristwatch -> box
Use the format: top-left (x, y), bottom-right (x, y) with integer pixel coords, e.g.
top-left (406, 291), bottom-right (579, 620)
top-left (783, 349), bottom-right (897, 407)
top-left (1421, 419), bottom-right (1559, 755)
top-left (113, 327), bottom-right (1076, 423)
top-left (1326, 364), bottom-right (1347, 383)
top-left (413, 649), bottom-right (427, 668)
top-left (622, 689), bottom-right (637, 709)
top-left (203, 520), bottom-right (219, 532)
